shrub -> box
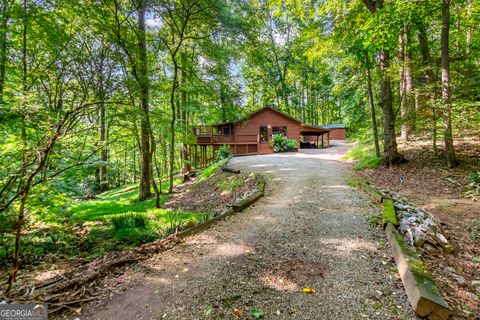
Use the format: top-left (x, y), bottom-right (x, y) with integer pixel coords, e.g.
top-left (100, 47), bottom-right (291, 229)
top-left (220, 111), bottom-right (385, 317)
top-left (215, 145), bottom-right (231, 160)
top-left (465, 171), bottom-right (480, 200)
top-left (273, 135), bottom-right (298, 152)
top-left (110, 212), bottom-right (149, 230)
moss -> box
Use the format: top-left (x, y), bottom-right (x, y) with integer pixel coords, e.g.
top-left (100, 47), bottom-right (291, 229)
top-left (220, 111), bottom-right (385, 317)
top-left (383, 199), bottom-right (398, 226)
top-left (389, 224), bottom-right (445, 300)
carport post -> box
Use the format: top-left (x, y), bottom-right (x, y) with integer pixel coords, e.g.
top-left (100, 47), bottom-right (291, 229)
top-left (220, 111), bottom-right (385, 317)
top-left (321, 135), bottom-right (324, 148)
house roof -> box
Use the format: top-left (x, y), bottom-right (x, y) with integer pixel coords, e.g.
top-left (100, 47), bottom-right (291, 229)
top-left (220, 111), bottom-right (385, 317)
top-left (212, 106), bottom-right (303, 127)
top-left (316, 124), bottom-right (345, 129)
top-left (211, 106), bottom-right (330, 135)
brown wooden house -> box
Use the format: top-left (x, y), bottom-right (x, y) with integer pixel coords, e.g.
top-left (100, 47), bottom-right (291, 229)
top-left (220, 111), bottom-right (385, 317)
top-left (191, 107), bottom-right (330, 159)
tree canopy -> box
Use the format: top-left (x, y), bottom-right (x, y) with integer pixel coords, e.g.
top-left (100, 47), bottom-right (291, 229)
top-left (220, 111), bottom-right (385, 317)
top-left (1, 0), bottom-right (479, 291)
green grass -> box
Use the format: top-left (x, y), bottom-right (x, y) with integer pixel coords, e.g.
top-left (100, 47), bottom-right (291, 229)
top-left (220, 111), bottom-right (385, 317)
top-left (1, 163), bottom-right (225, 266)
top-left (67, 178), bottom-right (209, 259)
top-left (70, 178), bottom-right (182, 222)
top-left (220, 175), bottom-right (245, 192)
top-left (195, 159), bottom-right (227, 181)
top-left (344, 144), bottom-right (382, 170)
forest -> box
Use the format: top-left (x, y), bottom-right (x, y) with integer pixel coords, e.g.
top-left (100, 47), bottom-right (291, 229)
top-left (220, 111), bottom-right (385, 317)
top-left (0, 0), bottom-right (479, 317)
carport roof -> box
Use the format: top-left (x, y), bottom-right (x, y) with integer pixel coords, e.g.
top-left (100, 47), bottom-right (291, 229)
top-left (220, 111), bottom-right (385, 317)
top-left (300, 124), bottom-right (330, 136)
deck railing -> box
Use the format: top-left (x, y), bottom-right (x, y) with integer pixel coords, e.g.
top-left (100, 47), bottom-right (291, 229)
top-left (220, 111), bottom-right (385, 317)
top-left (194, 133), bottom-right (258, 144)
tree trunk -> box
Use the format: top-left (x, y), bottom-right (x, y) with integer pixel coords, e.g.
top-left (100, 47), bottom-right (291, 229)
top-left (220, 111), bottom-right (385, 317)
top-left (169, 62), bottom-right (178, 193)
top-left (399, 27), bottom-right (406, 142)
top-left (180, 50), bottom-right (190, 174)
top-left (7, 187), bottom-right (29, 293)
top-left (441, 0), bottom-right (457, 167)
top-left (20, 0), bottom-right (28, 149)
top-left (400, 24), bottom-right (416, 142)
top-left (365, 53), bottom-right (381, 158)
top-left (0, 0), bottom-right (11, 101)
top-left (362, 0), bottom-right (402, 165)
top-left (137, 1), bottom-right (152, 200)
top-left (417, 25), bottom-right (438, 156)
top-left (97, 53), bottom-right (108, 193)
top-left (379, 49), bottom-right (402, 165)
top-left (99, 101), bottom-right (108, 192)
top-left (466, 0), bottom-right (472, 61)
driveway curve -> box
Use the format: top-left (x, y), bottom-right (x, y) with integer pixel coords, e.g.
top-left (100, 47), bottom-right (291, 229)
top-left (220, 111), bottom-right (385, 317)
top-left (76, 143), bottom-right (415, 320)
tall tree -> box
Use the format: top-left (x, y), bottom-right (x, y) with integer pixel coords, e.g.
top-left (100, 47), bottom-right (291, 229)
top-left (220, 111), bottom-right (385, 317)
top-left (365, 52), bottom-right (380, 157)
top-left (0, 0), bottom-right (13, 101)
top-left (441, 0), bottom-right (457, 167)
top-left (103, 0), bottom-right (154, 200)
top-left (362, 0), bottom-right (403, 165)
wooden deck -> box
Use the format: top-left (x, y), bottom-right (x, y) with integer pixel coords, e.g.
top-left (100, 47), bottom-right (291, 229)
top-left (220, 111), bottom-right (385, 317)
top-left (195, 134), bottom-right (259, 145)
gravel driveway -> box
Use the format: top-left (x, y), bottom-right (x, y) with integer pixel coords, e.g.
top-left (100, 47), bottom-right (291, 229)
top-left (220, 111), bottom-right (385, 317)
top-left (77, 143), bottom-right (415, 320)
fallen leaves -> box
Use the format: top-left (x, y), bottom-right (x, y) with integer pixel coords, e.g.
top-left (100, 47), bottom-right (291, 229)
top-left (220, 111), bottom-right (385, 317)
top-left (233, 308), bottom-right (243, 317)
top-left (303, 287), bottom-right (315, 294)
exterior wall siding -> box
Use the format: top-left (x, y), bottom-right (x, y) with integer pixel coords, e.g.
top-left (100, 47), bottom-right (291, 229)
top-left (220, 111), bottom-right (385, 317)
top-left (328, 128), bottom-right (346, 140)
top-left (234, 108), bottom-right (301, 155)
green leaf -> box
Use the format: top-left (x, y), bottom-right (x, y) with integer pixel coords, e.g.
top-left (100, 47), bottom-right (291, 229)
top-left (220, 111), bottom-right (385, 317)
top-left (251, 309), bottom-right (264, 319)
top-left (473, 257), bottom-right (480, 263)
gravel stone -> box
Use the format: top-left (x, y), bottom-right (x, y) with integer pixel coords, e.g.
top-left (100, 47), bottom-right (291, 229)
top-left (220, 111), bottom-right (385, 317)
top-left (74, 143), bottom-right (416, 320)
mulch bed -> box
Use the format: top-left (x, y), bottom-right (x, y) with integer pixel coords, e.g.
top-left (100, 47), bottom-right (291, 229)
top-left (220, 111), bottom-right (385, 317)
top-left (164, 171), bottom-right (258, 213)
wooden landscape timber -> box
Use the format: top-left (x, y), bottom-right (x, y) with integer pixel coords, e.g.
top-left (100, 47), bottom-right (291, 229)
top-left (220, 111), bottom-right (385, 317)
top-left (352, 176), bottom-right (451, 319)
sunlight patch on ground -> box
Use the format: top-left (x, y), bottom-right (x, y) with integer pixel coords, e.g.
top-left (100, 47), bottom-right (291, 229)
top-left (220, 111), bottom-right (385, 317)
top-left (32, 268), bottom-right (69, 282)
top-left (261, 274), bottom-right (299, 292)
top-left (318, 238), bottom-right (378, 257)
top-left (214, 243), bottom-right (249, 257)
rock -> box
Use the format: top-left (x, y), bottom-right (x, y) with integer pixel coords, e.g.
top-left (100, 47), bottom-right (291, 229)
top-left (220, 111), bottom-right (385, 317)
top-left (399, 226), bottom-right (414, 246)
top-left (471, 280), bottom-right (480, 287)
top-left (407, 216), bottom-right (418, 224)
top-left (394, 202), bottom-right (416, 211)
top-left (433, 233), bottom-right (454, 254)
top-left (423, 218), bottom-right (436, 227)
top-left (423, 244), bottom-right (437, 255)
top-left (415, 210), bottom-right (426, 220)
top-left (451, 274), bottom-right (467, 287)
top-left (445, 267), bottom-right (456, 274)
top-left (413, 227), bottom-right (427, 247)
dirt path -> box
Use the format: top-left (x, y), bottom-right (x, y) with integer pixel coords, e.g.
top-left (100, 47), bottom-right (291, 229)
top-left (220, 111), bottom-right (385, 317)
top-left (72, 143), bottom-right (415, 320)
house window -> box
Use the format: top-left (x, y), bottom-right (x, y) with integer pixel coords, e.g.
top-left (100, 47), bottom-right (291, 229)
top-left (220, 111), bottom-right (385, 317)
top-left (259, 126), bottom-right (268, 142)
top-left (272, 126), bottom-right (287, 136)
top-left (223, 127), bottom-right (231, 135)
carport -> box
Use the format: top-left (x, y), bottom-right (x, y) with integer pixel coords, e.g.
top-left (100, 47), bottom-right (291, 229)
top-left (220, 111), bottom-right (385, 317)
top-left (300, 125), bottom-right (330, 149)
